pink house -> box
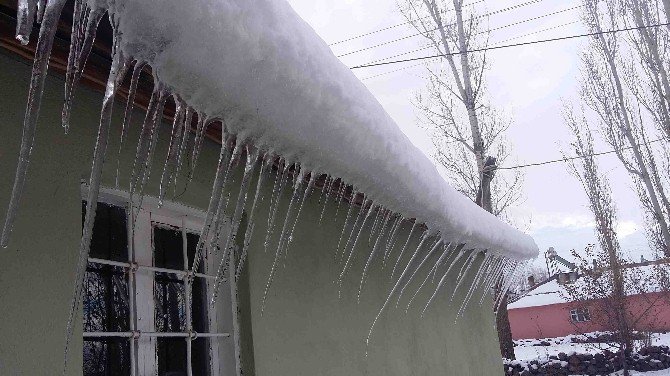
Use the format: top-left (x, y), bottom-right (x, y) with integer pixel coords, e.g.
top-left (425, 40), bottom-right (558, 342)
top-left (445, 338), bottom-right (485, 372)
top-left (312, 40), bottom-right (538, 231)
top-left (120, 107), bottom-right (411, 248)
top-left (508, 268), bottom-right (670, 340)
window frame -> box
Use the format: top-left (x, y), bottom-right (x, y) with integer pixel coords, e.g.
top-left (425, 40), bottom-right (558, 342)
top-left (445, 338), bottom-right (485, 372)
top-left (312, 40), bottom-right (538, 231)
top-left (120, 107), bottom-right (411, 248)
top-left (569, 307), bottom-right (591, 323)
top-left (82, 184), bottom-right (241, 376)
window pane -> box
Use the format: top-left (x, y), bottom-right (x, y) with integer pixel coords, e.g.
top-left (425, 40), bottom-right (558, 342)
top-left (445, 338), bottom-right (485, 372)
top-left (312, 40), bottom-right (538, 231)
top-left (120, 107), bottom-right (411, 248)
top-left (84, 339), bottom-right (130, 376)
top-left (157, 338), bottom-right (187, 376)
top-left (82, 201), bottom-right (130, 376)
top-left (188, 233), bottom-right (211, 375)
top-left (154, 226), bottom-right (186, 332)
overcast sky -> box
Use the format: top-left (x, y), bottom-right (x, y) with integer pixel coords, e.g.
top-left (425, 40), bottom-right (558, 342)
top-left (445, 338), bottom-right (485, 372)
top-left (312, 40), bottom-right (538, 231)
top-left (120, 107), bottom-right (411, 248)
top-left (286, 0), bottom-right (654, 267)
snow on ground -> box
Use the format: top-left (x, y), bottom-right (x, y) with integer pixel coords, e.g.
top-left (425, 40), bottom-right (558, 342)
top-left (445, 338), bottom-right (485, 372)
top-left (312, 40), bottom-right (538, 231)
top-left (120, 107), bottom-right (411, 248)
top-left (515, 332), bottom-right (670, 362)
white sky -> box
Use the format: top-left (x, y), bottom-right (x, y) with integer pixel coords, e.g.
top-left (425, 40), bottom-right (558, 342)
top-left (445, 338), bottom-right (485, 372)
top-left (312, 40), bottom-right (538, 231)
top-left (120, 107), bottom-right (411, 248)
top-left (286, 0), bottom-right (654, 267)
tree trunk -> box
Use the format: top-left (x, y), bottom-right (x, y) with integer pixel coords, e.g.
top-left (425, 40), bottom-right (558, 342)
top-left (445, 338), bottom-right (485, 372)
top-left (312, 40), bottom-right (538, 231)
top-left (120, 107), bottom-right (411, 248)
top-left (496, 292), bottom-right (516, 360)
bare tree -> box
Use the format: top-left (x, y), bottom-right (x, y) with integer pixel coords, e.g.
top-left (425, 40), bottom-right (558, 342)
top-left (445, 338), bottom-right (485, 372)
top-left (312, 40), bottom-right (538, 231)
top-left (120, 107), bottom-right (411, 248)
top-left (398, 0), bottom-right (523, 359)
top-left (563, 108), bottom-right (634, 375)
top-left (579, 0), bottom-right (670, 256)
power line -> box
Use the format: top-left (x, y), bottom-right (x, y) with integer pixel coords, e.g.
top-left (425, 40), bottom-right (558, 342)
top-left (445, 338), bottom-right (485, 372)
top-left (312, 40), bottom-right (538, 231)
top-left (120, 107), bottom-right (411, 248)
top-left (328, 0), bottom-right (486, 46)
top-left (336, 0), bottom-right (547, 58)
top-left (350, 22), bottom-right (670, 69)
top-left (498, 138), bottom-right (665, 170)
top-left (363, 5), bottom-right (582, 67)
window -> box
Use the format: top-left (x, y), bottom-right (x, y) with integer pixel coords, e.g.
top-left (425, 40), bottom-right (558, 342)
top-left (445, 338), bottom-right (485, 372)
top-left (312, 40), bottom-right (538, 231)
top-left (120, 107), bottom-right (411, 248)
top-left (570, 308), bottom-right (591, 323)
top-left (82, 188), bottom-right (239, 376)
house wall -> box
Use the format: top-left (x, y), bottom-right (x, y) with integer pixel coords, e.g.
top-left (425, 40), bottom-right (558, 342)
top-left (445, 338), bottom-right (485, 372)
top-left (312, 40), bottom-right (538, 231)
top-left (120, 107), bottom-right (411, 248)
top-left (509, 293), bottom-right (670, 340)
top-left (0, 49), bottom-right (504, 375)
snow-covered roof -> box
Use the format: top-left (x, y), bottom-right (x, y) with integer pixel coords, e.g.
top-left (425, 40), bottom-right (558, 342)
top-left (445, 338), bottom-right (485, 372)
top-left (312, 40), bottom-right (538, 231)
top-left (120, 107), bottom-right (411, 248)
top-left (508, 264), bottom-right (670, 309)
top-left (107, 0), bottom-right (537, 259)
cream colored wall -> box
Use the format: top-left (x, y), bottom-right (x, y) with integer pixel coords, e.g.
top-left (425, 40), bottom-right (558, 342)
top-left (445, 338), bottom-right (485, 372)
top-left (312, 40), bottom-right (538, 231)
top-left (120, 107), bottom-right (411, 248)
top-left (0, 49), bottom-right (503, 376)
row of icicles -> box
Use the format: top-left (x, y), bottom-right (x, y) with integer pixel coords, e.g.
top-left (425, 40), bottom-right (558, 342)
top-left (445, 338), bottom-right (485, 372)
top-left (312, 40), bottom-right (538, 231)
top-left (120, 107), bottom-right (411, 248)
top-left (5, 1), bottom-right (525, 374)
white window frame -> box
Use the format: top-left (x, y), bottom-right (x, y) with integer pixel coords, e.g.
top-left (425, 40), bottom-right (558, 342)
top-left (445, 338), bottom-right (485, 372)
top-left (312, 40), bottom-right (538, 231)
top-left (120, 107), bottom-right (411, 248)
top-left (570, 307), bottom-right (591, 323)
top-left (81, 184), bottom-right (241, 376)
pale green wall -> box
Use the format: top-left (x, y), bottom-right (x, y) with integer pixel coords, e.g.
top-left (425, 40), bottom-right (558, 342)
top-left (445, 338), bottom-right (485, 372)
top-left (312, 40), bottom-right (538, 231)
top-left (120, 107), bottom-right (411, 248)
top-left (0, 49), bottom-right (503, 376)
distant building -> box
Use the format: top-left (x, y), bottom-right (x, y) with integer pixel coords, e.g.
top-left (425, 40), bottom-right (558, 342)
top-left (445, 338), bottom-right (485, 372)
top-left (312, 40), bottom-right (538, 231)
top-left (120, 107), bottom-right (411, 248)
top-left (508, 264), bottom-right (670, 340)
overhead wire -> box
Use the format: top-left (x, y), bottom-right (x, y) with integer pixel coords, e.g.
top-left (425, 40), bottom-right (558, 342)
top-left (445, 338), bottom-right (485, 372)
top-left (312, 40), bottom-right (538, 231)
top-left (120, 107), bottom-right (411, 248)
top-left (328, 0), bottom-right (486, 46)
top-left (350, 22), bottom-right (670, 69)
top-left (497, 138), bottom-right (666, 170)
top-left (336, 0), bottom-right (548, 58)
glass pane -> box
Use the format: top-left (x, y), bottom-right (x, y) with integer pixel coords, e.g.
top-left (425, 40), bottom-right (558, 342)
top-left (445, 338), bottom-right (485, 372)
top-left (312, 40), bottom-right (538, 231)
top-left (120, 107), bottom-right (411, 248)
top-left (82, 201), bottom-right (130, 376)
top-left (157, 338), bottom-right (187, 375)
top-left (187, 233), bottom-right (210, 375)
top-left (83, 339), bottom-right (130, 376)
top-left (154, 226), bottom-right (186, 332)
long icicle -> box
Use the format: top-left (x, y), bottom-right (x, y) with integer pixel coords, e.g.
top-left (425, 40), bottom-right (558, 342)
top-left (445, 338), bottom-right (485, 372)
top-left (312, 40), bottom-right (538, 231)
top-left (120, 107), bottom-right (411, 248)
top-left (391, 221), bottom-right (418, 280)
top-left (395, 236), bottom-right (442, 307)
top-left (173, 107), bottom-right (194, 195)
top-left (333, 180), bottom-right (347, 219)
top-left (158, 97), bottom-right (186, 206)
top-left (190, 134), bottom-right (234, 273)
top-left (188, 114), bottom-right (208, 178)
top-left (261, 168), bottom-right (306, 314)
top-left (365, 229), bottom-right (432, 355)
top-left (62, 5), bottom-right (106, 133)
top-left (114, 60), bottom-right (146, 188)
top-left (318, 176), bottom-right (333, 224)
top-left (211, 146), bottom-right (259, 305)
top-left (358, 209), bottom-right (393, 301)
top-left (1, 0), bottom-right (68, 248)
top-left (129, 84), bottom-right (161, 199)
top-left (338, 202), bottom-right (375, 289)
top-left (334, 190), bottom-right (357, 261)
top-left (282, 173), bottom-right (316, 259)
top-left (421, 246), bottom-right (468, 315)
top-left (15, 0), bottom-right (37, 45)
top-left (235, 153), bottom-right (271, 279)
top-left (383, 215), bottom-right (402, 267)
top-left (405, 243), bottom-right (455, 312)
top-left (263, 160), bottom-right (289, 254)
top-left (458, 253), bottom-right (494, 317)
top-left (63, 26), bottom-right (129, 374)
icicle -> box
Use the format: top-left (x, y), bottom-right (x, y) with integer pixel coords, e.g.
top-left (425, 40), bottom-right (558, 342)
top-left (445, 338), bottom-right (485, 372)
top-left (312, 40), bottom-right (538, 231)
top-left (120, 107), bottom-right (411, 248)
top-left (1, 0), bottom-right (68, 248)
top-left (114, 60), bottom-right (146, 188)
top-left (383, 215), bottom-right (402, 266)
top-left (158, 97), bottom-right (186, 206)
top-left (368, 207), bottom-right (383, 244)
top-left (129, 84), bottom-right (161, 199)
top-left (358, 209), bottom-right (393, 300)
top-left (63, 23), bottom-right (130, 374)
top-left (336, 192), bottom-right (362, 263)
top-left (261, 169), bottom-right (306, 313)
top-left (283, 173), bottom-right (316, 258)
top-left (188, 114), bottom-right (208, 178)
top-left (365, 228), bottom-right (432, 355)
top-left (36, 0), bottom-right (45, 23)
top-left (15, 0), bottom-right (37, 45)
top-left (318, 176), bottom-right (333, 224)
top-left (480, 257), bottom-right (505, 305)
top-left (190, 135), bottom-right (235, 273)
top-left (211, 147), bottom-right (259, 305)
top-left (264, 161), bottom-right (289, 253)
top-left (317, 175), bottom-right (329, 204)
top-left (339, 197), bottom-right (367, 262)
top-left (333, 180), bottom-right (347, 218)
top-left (391, 221), bottom-right (418, 280)
top-left (395, 236), bottom-right (442, 307)
top-left (173, 107), bottom-right (194, 194)
top-left (131, 87), bottom-right (169, 218)
top-left (421, 246), bottom-right (467, 315)
top-left (62, 5), bottom-right (106, 133)
top-left (456, 253), bottom-right (492, 318)
top-left (339, 202), bottom-right (375, 289)
top-left (235, 153), bottom-right (271, 279)
top-left (405, 243), bottom-right (455, 312)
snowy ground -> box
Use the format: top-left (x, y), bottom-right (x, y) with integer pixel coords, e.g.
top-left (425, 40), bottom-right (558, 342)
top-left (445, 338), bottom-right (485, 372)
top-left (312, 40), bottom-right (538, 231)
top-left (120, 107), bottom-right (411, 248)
top-left (513, 332), bottom-right (670, 375)
top-left (515, 332), bottom-right (670, 361)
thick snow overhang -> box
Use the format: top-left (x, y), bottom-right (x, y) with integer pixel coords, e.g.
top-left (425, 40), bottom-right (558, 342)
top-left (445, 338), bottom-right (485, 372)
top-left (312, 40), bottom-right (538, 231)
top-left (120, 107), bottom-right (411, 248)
top-left (106, 0), bottom-right (536, 260)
